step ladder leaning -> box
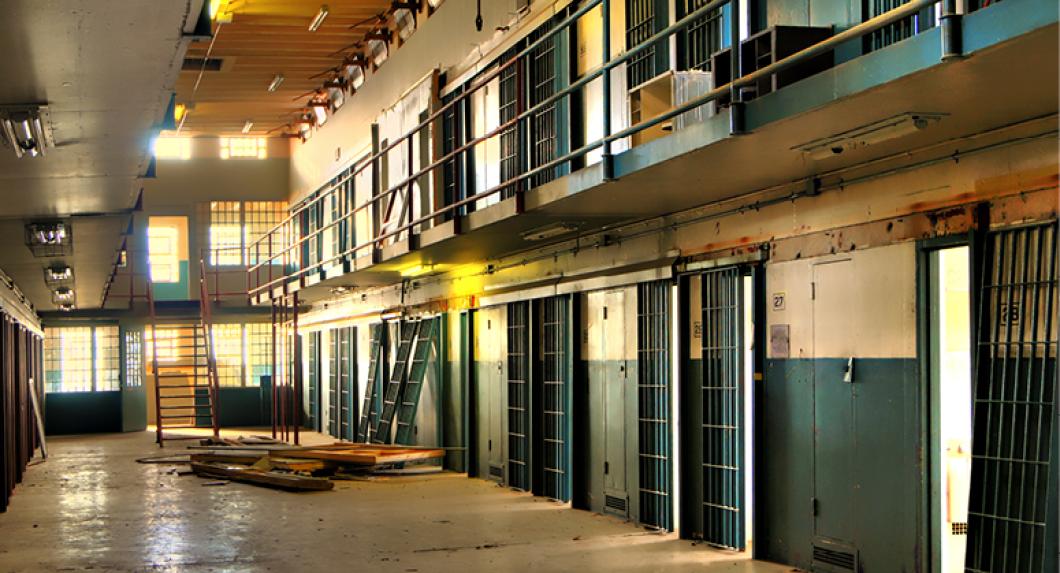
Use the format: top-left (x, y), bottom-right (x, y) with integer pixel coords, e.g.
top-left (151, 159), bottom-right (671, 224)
top-left (147, 260), bottom-right (221, 447)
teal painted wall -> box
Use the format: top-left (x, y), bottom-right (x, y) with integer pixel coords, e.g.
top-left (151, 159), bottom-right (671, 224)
top-left (758, 358), bottom-right (920, 571)
top-left (45, 392), bottom-right (123, 435)
top-left (151, 261), bottom-right (190, 301)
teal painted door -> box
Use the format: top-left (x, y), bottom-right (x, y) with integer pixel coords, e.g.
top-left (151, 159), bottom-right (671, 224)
top-left (475, 307), bottom-right (506, 482)
top-left (812, 260), bottom-right (857, 547)
top-left (602, 289), bottom-right (629, 516)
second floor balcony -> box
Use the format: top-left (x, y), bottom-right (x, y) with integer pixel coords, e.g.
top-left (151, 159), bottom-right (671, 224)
top-left (247, 0), bottom-right (1057, 304)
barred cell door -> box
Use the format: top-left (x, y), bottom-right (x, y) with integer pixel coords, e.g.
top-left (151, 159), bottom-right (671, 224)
top-left (701, 267), bottom-right (745, 550)
top-left (507, 302), bottom-right (531, 491)
top-left (966, 221), bottom-right (1058, 573)
top-left (540, 295), bottom-right (572, 501)
top-left (637, 281), bottom-right (672, 530)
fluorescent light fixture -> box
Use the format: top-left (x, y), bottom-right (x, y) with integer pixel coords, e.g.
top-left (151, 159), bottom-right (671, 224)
top-left (794, 112), bottom-right (946, 160)
top-left (30, 222), bottom-right (66, 245)
top-left (380, 308), bottom-right (404, 321)
top-left (267, 74), bottom-right (285, 92)
top-left (45, 265), bottom-right (72, 281)
top-left (308, 5), bottom-right (329, 32)
top-left (311, 104), bottom-right (328, 126)
top-left (521, 222), bottom-right (581, 242)
top-left (241, 120), bottom-right (253, 134)
top-left (400, 264), bottom-right (435, 277)
top-left (0, 105), bottom-right (54, 159)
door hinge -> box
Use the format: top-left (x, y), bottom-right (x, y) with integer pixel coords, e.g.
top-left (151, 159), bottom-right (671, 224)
top-left (812, 497), bottom-right (819, 516)
top-left (488, 439), bottom-right (492, 452)
top-left (604, 461), bottom-right (609, 475)
top-left (603, 306), bottom-right (608, 320)
top-left (811, 282), bottom-right (816, 300)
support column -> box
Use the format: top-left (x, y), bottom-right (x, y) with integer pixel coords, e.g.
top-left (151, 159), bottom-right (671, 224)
top-left (940, 0), bottom-right (963, 61)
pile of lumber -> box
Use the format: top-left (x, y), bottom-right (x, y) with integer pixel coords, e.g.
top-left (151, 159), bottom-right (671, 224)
top-left (180, 440), bottom-right (445, 492)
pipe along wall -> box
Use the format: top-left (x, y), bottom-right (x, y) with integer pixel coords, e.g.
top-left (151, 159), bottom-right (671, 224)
top-left (0, 313), bottom-right (44, 513)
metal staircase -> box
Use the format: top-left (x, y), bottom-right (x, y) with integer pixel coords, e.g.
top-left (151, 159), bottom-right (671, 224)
top-left (147, 260), bottom-right (221, 446)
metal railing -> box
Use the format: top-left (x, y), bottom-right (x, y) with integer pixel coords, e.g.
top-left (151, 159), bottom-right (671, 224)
top-left (247, 0), bottom-right (952, 299)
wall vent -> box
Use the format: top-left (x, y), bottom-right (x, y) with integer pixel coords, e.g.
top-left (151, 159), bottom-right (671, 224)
top-left (951, 522), bottom-right (968, 535)
top-left (182, 57), bottom-right (224, 71)
top-left (488, 464), bottom-right (504, 480)
top-left (812, 539), bottom-right (859, 572)
top-left (604, 494), bottom-right (627, 515)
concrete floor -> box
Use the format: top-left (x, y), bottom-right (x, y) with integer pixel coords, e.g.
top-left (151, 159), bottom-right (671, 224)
top-left (0, 430), bottom-right (792, 573)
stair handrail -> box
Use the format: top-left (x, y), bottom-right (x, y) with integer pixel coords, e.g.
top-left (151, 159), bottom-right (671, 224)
top-left (199, 257), bottom-right (221, 439)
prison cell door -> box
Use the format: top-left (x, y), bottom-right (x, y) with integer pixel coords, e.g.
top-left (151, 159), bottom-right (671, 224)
top-left (475, 307), bottom-right (507, 483)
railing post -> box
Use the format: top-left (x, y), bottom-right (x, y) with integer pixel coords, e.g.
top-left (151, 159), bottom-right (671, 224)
top-left (293, 292), bottom-right (301, 446)
top-left (371, 123), bottom-right (381, 254)
top-left (270, 300), bottom-right (277, 439)
top-left (940, 0), bottom-right (963, 61)
top-left (601, 0), bottom-right (613, 181)
top-left (729, 0), bottom-right (745, 135)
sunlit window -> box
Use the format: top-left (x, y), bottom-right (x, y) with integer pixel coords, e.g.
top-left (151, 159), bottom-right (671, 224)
top-left (148, 224), bottom-right (180, 283)
top-left (244, 201), bottom-right (288, 264)
top-left (212, 323), bottom-right (244, 387)
top-left (153, 136), bottom-right (192, 160)
top-left (44, 326), bottom-right (120, 393)
top-left (125, 330), bottom-right (144, 387)
top-left (220, 137), bottom-right (267, 159)
top-left (210, 201), bottom-right (244, 265)
top-left (245, 323), bottom-right (272, 387)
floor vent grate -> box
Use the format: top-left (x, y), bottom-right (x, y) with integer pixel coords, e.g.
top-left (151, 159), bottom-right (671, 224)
top-left (488, 465), bottom-right (504, 479)
top-left (813, 542), bottom-right (858, 572)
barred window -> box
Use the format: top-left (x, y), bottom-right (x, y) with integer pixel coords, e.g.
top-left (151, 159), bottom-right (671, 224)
top-left (210, 201), bottom-right (243, 265)
top-left (244, 201), bottom-right (287, 265)
top-left (246, 323), bottom-right (273, 387)
top-left (211, 323), bottom-right (243, 387)
top-left (44, 326), bottom-right (120, 392)
top-left (125, 329), bottom-right (144, 388)
top-left (220, 137), bottom-right (267, 160)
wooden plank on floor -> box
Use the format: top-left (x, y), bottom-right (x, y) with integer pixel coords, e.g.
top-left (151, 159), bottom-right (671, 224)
top-left (190, 462), bottom-right (334, 491)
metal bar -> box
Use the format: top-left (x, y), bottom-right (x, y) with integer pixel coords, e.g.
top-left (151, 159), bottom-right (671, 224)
top-left (601, 0), bottom-right (612, 180)
top-left (271, 301), bottom-right (277, 439)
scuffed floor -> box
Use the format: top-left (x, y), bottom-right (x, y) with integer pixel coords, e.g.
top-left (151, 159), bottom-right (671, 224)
top-left (0, 430), bottom-right (790, 573)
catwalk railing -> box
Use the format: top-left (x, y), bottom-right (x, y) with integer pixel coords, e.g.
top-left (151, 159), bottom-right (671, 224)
top-left (247, 0), bottom-right (968, 298)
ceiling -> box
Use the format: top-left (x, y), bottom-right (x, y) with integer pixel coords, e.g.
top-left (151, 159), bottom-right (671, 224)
top-left (0, 0), bottom-right (198, 310)
top-left (176, 0), bottom-right (410, 137)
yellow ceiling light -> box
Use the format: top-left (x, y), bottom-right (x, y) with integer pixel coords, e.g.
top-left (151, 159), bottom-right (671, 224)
top-left (209, 0), bottom-right (233, 22)
top-left (173, 103), bottom-right (187, 123)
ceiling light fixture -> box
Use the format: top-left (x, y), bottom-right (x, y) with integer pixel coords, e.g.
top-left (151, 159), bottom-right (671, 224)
top-left (45, 265), bottom-right (72, 282)
top-left (242, 120), bottom-right (254, 134)
top-left (0, 105), bottom-right (54, 159)
top-left (521, 222), bottom-right (582, 242)
top-left (267, 74), bottom-right (285, 92)
top-left (58, 303), bottom-right (75, 312)
top-left (793, 112), bottom-right (946, 161)
top-left (309, 5), bottom-right (329, 32)
top-left (53, 287), bottom-right (74, 301)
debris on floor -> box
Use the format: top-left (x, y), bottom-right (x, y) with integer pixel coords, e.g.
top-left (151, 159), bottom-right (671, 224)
top-left (173, 439), bottom-right (446, 492)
